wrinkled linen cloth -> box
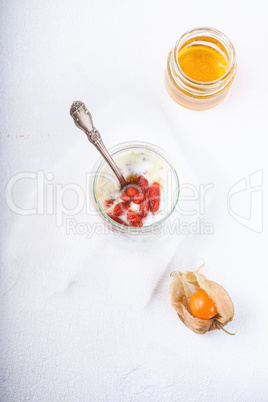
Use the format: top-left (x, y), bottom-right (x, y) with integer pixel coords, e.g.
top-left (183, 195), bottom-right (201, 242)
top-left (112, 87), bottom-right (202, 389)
top-left (3, 95), bottom-right (199, 309)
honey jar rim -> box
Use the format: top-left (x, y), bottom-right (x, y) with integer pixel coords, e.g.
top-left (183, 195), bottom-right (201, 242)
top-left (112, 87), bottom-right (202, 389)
top-left (171, 26), bottom-right (237, 88)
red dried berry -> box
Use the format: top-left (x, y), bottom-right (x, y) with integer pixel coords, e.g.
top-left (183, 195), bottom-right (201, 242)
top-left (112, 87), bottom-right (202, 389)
top-left (138, 176), bottom-right (149, 193)
top-left (148, 182), bottom-right (160, 214)
top-left (107, 214), bottom-right (127, 225)
top-left (139, 192), bottom-right (150, 218)
top-left (126, 186), bottom-right (138, 197)
top-left (113, 202), bottom-right (130, 217)
top-left (105, 198), bottom-right (115, 207)
top-left (120, 191), bottom-right (131, 202)
top-left (133, 193), bottom-right (145, 204)
top-left (127, 210), bottom-right (143, 227)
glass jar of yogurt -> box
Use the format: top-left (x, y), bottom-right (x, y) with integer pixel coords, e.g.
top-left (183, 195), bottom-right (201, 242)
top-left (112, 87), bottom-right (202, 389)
top-left (90, 141), bottom-right (179, 243)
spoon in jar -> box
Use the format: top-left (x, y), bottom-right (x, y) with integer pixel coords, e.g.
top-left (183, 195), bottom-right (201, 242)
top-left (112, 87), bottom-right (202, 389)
top-left (70, 101), bottom-right (127, 189)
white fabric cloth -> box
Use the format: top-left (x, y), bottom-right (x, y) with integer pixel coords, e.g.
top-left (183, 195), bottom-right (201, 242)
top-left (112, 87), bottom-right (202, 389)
top-left (4, 94), bottom-right (198, 308)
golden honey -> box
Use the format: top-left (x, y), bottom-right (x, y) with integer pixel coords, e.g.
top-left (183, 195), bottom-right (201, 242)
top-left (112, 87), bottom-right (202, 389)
top-left (165, 28), bottom-right (237, 110)
top-left (178, 45), bottom-right (228, 82)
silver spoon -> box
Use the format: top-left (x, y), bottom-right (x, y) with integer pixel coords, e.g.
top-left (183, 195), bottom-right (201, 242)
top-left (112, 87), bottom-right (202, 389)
top-left (70, 100), bottom-right (127, 189)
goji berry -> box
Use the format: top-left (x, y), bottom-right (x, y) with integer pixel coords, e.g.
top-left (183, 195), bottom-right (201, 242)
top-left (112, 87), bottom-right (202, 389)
top-left (107, 213), bottom-right (127, 225)
top-left (105, 198), bottom-right (115, 207)
top-left (127, 210), bottom-right (143, 227)
top-left (148, 182), bottom-right (160, 214)
top-left (120, 191), bottom-right (131, 202)
top-left (113, 202), bottom-right (130, 217)
top-left (133, 193), bottom-right (145, 204)
top-left (138, 176), bottom-right (149, 193)
top-left (139, 192), bottom-right (150, 218)
top-left (126, 186), bottom-right (138, 197)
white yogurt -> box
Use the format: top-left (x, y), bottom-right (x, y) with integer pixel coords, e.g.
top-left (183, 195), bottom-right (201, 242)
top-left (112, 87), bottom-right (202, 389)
top-left (97, 148), bottom-right (177, 227)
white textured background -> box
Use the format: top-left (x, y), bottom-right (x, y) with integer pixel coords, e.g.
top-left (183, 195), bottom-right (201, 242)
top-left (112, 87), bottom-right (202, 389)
top-left (1, 1), bottom-right (268, 401)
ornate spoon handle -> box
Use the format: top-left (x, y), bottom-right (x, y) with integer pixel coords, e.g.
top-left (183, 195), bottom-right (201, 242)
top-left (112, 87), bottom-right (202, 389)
top-left (70, 101), bottom-right (126, 189)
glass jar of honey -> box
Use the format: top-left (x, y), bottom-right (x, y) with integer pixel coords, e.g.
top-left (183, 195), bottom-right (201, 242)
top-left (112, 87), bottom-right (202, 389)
top-left (165, 27), bottom-right (237, 110)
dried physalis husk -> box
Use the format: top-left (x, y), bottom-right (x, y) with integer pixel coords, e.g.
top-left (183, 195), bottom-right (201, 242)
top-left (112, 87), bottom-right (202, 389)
top-left (170, 264), bottom-right (235, 335)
